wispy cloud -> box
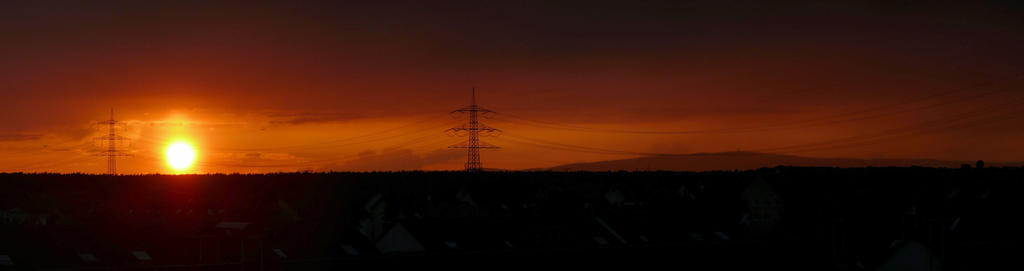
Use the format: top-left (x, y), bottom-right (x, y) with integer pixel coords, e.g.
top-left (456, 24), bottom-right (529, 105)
top-left (324, 148), bottom-right (461, 171)
top-left (267, 112), bottom-right (366, 125)
top-left (120, 120), bottom-right (243, 128)
top-left (0, 133), bottom-right (42, 141)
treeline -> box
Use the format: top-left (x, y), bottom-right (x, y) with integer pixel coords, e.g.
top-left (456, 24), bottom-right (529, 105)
top-left (0, 167), bottom-right (1022, 269)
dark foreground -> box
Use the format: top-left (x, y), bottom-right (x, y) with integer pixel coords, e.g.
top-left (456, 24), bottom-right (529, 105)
top-left (1, 167), bottom-right (1023, 270)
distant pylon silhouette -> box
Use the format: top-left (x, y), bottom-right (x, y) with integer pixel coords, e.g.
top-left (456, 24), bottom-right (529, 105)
top-left (448, 88), bottom-right (500, 171)
top-left (93, 108), bottom-right (131, 175)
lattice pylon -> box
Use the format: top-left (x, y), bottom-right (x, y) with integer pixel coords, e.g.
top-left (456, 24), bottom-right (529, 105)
top-left (447, 88), bottom-right (500, 171)
top-left (93, 108), bottom-right (131, 175)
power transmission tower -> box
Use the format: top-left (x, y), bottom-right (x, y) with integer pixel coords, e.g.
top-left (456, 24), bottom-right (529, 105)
top-left (448, 88), bottom-right (500, 171)
top-left (94, 108), bottom-right (131, 175)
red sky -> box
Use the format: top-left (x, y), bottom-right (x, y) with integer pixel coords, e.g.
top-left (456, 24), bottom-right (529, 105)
top-left (2, 1), bottom-right (1023, 173)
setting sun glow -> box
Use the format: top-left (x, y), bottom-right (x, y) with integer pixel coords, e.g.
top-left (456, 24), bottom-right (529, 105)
top-left (165, 142), bottom-right (196, 171)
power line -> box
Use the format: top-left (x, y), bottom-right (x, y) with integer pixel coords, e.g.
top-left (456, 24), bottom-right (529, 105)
top-left (493, 72), bottom-right (1024, 135)
top-left (210, 114), bottom-right (453, 152)
top-left (181, 128), bottom-right (459, 170)
top-left (125, 114), bottom-right (452, 152)
top-left (755, 98), bottom-right (1024, 154)
top-left (0, 152), bottom-right (92, 173)
top-left (131, 118), bottom-right (459, 154)
top-left (120, 115), bottom-right (461, 172)
top-left (497, 133), bottom-right (683, 156)
top-left (495, 96), bottom-right (1024, 158)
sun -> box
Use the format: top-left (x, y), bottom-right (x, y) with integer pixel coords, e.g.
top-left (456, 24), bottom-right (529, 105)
top-left (165, 142), bottom-right (196, 171)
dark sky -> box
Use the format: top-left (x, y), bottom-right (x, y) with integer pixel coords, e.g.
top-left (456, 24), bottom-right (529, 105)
top-left (2, 1), bottom-right (1023, 173)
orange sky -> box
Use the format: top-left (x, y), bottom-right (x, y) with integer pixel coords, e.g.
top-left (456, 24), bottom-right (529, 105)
top-left (2, 1), bottom-right (1024, 173)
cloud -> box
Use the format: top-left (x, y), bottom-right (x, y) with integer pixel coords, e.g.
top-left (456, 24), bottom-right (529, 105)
top-left (268, 112), bottom-right (366, 125)
top-left (121, 120), bottom-right (242, 128)
top-left (0, 133), bottom-right (42, 141)
top-left (649, 141), bottom-right (689, 154)
top-left (325, 148), bottom-right (461, 171)
top-left (210, 151), bottom-right (301, 162)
